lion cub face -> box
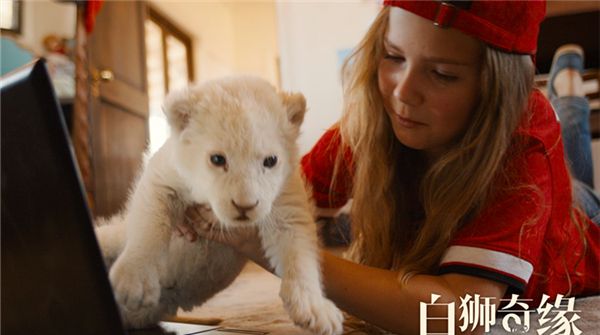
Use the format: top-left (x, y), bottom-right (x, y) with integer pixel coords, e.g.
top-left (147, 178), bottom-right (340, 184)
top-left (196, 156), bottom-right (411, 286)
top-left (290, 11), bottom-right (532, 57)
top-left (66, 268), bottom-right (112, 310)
top-left (163, 76), bottom-right (306, 227)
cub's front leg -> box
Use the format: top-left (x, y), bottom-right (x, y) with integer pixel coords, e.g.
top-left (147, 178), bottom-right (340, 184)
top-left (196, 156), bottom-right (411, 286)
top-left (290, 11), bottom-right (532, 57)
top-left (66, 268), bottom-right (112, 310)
top-left (260, 213), bottom-right (344, 335)
top-left (109, 173), bottom-right (177, 319)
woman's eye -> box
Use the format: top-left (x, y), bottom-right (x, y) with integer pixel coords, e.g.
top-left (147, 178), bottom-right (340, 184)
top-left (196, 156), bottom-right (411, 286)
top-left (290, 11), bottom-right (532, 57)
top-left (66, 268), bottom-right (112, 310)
top-left (433, 70), bottom-right (458, 82)
top-left (210, 154), bottom-right (227, 167)
top-left (384, 53), bottom-right (405, 63)
top-left (263, 156), bottom-right (278, 168)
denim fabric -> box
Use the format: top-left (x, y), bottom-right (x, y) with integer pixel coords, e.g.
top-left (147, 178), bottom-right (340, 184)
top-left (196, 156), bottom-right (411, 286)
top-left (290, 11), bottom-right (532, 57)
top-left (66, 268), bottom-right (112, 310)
top-left (552, 96), bottom-right (600, 225)
top-left (573, 179), bottom-right (600, 225)
top-left (551, 96), bottom-right (594, 187)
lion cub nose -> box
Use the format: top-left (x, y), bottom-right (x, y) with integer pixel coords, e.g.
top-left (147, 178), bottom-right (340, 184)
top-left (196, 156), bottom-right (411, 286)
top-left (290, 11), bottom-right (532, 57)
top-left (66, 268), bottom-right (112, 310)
top-left (231, 199), bottom-right (259, 221)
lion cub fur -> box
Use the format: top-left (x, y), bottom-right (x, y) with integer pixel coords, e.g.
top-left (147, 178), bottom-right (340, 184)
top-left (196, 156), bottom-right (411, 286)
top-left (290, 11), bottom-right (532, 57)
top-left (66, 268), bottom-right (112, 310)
top-left (95, 76), bottom-right (343, 335)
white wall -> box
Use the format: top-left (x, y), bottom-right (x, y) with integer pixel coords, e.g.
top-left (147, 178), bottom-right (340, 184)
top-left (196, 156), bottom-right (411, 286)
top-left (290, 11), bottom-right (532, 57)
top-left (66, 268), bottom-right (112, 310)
top-left (276, 2), bottom-right (380, 154)
top-left (149, 1), bottom-right (278, 86)
top-left (231, 2), bottom-right (279, 87)
top-left (15, 0), bottom-right (76, 56)
top-left (148, 1), bottom-right (236, 82)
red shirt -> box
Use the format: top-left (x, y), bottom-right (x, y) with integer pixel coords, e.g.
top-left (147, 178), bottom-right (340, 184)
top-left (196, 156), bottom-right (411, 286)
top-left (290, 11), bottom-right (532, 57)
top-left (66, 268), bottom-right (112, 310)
top-left (301, 89), bottom-right (600, 306)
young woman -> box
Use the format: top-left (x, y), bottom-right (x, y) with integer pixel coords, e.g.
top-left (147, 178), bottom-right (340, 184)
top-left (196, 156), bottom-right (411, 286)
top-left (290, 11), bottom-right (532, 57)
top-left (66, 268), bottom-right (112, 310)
top-left (181, 1), bottom-right (600, 333)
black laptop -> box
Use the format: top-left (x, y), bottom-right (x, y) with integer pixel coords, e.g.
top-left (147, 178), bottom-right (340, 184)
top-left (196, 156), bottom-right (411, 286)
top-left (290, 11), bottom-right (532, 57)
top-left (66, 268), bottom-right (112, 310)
top-left (0, 59), bottom-right (255, 335)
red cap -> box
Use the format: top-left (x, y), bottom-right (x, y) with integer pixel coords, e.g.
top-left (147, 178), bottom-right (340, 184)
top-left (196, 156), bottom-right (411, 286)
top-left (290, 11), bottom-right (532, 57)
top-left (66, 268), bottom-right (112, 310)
top-left (384, 0), bottom-right (546, 55)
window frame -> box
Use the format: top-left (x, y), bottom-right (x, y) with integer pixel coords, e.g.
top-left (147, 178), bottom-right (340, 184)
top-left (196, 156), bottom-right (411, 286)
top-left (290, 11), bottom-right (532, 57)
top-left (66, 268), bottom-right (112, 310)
top-left (1, 0), bottom-right (23, 35)
top-left (146, 5), bottom-right (194, 91)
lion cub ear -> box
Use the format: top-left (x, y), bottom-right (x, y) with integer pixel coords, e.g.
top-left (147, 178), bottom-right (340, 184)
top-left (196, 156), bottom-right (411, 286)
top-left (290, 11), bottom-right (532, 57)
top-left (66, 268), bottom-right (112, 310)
top-left (163, 88), bottom-right (194, 133)
top-left (279, 92), bottom-right (306, 127)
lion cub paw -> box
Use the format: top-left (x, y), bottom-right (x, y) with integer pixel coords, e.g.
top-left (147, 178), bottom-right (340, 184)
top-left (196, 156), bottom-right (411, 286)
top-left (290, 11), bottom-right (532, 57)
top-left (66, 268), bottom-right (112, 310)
top-left (280, 283), bottom-right (344, 335)
top-left (109, 259), bottom-right (161, 312)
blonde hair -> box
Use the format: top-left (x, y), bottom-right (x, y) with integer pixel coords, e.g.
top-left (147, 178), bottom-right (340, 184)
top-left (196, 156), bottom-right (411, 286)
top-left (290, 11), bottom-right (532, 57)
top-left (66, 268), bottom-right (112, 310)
top-left (337, 7), bottom-right (545, 276)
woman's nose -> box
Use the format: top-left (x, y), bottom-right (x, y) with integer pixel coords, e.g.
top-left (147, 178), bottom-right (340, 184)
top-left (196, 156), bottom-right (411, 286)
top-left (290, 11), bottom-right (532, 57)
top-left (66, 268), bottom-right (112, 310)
top-left (393, 68), bottom-right (423, 107)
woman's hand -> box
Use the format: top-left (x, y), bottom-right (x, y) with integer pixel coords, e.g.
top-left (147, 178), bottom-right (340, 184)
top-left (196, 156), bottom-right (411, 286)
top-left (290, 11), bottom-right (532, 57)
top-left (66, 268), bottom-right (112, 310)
top-left (178, 204), bottom-right (256, 249)
top-left (176, 204), bottom-right (272, 271)
top-left (175, 204), bottom-right (218, 242)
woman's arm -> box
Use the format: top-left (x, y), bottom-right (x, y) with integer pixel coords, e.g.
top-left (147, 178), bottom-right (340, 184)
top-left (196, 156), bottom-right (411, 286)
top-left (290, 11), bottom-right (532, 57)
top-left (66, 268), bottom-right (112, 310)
top-left (180, 205), bottom-right (507, 334)
top-left (320, 251), bottom-right (507, 334)
top-left (234, 241), bottom-right (507, 334)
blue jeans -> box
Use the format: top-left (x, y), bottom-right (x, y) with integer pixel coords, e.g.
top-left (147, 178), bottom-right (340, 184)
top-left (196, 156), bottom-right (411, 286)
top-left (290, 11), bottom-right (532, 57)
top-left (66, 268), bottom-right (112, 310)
top-left (551, 96), bottom-right (600, 224)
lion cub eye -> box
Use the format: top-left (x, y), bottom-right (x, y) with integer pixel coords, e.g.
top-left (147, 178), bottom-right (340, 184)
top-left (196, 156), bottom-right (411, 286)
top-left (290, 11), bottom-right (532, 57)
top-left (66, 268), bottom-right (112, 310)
top-left (210, 154), bottom-right (227, 167)
top-left (263, 156), bottom-right (278, 168)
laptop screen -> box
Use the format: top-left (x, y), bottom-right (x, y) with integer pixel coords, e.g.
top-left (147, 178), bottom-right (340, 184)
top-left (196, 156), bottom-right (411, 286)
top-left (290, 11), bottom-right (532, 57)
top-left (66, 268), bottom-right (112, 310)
top-left (1, 59), bottom-right (125, 335)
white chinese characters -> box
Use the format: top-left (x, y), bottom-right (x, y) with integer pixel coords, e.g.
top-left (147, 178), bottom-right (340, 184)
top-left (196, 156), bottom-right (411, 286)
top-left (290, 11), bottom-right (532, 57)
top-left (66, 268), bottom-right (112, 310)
top-left (419, 294), bottom-right (581, 335)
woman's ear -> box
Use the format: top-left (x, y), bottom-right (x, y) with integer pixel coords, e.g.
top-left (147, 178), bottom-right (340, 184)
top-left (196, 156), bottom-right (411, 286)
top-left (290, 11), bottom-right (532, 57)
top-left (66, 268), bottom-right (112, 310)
top-left (279, 92), bottom-right (307, 127)
top-left (163, 88), bottom-right (193, 133)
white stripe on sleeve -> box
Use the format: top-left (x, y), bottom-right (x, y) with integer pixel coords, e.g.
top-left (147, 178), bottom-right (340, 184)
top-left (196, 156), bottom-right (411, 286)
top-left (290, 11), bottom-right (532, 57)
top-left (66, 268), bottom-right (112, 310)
top-left (440, 245), bottom-right (534, 283)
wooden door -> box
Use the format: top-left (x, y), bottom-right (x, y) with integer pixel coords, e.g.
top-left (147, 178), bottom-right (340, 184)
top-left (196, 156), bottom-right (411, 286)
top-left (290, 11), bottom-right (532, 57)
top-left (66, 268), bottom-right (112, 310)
top-left (88, 1), bottom-right (149, 218)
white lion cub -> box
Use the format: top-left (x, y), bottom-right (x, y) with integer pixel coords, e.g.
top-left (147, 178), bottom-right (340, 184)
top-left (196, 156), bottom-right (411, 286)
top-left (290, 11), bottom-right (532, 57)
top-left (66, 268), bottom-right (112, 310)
top-left (95, 76), bottom-right (343, 335)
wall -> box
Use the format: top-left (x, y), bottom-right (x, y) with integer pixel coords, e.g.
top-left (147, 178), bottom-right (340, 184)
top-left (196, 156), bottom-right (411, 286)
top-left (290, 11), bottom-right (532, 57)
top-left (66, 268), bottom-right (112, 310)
top-left (148, 1), bottom-right (278, 86)
top-left (276, 2), bottom-right (380, 154)
top-left (148, 1), bottom-right (236, 82)
top-left (13, 0), bottom-right (76, 56)
top-left (230, 2), bottom-right (279, 87)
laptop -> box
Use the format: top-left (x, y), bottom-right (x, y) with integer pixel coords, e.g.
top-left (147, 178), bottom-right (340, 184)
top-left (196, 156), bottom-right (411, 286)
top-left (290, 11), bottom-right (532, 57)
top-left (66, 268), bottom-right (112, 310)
top-left (1, 59), bottom-right (266, 335)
